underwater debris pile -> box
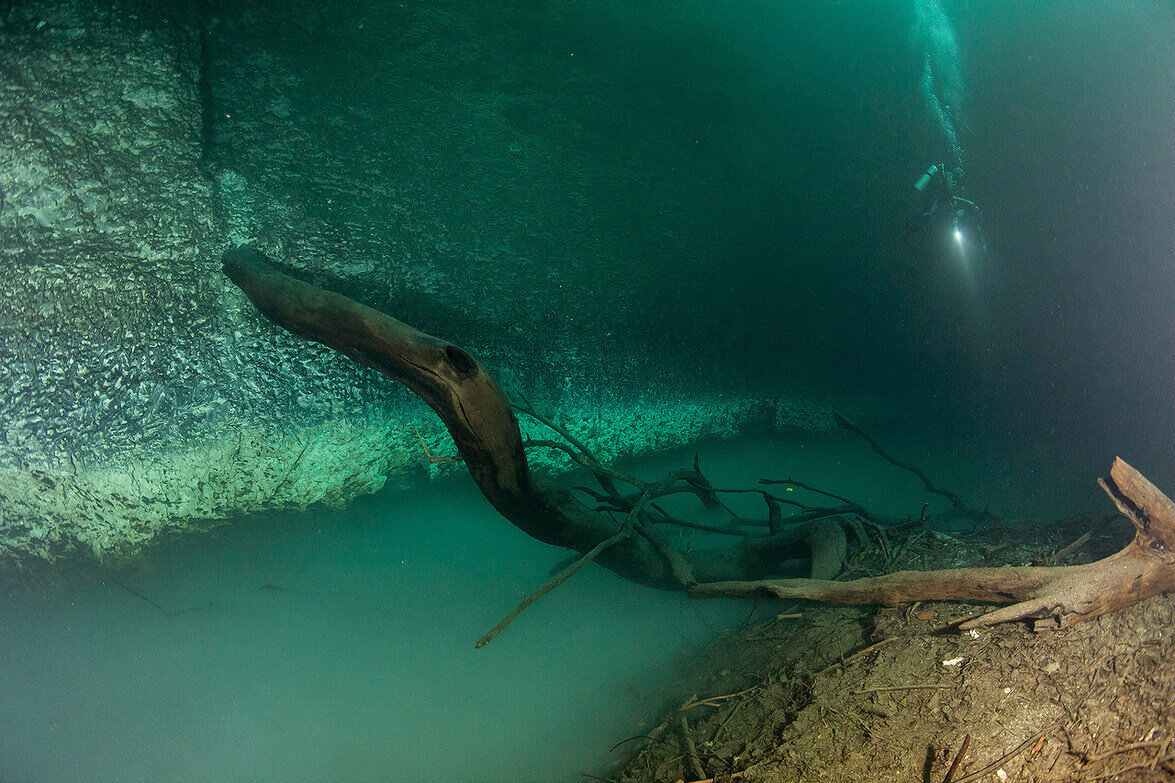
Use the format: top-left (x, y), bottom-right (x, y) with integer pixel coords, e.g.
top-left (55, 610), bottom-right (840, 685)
top-left (612, 515), bottom-right (1175, 783)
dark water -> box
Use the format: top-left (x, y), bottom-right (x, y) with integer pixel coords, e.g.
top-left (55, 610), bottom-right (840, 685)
top-left (203, 0), bottom-right (1175, 456)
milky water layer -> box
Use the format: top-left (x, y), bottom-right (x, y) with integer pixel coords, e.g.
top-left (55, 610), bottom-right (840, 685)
top-left (0, 429), bottom-right (1102, 783)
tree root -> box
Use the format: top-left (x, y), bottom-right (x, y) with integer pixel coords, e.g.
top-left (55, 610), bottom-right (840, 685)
top-left (223, 245), bottom-right (1173, 638)
top-left (832, 412), bottom-right (996, 523)
top-left (223, 246), bottom-right (848, 598)
top-left (691, 458), bottom-right (1175, 629)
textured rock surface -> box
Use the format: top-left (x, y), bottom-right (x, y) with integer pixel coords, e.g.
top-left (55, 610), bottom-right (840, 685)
top-left (0, 1), bottom-right (415, 563)
top-left (0, 1), bottom-right (876, 566)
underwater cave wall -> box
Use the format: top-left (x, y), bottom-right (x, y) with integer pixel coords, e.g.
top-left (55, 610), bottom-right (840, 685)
top-left (0, 0), bottom-right (419, 564)
top-left (0, 0), bottom-right (870, 566)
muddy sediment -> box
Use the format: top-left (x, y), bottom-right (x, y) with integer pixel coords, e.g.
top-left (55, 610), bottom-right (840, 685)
top-left (611, 515), bottom-right (1175, 783)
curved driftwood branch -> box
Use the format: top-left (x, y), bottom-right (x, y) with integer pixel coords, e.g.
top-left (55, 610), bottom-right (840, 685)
top-left (832, 412), bottom-right (995, 523)
top-left (223, 246), bottom-right (843, 592)
top-left (691, 458), bottom-right (1175, 629)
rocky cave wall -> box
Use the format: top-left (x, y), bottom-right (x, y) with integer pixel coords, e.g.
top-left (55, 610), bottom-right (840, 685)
top-left (0, 0), bottom-right (866, 566)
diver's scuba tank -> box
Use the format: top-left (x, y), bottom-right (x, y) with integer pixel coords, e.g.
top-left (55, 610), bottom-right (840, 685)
top-left (914, 164), bottom-right (940, 192)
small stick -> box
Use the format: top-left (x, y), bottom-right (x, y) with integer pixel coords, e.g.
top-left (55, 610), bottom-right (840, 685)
top-left (475, 528), bottom-right (630, 648)
top-left (833, 412), bottom-right (989, 521)
top-left (678, 715), bottom-right (705, 781)
top-left (854, 684), bottom-right (952, 695)
top-left (647, 696), bottom-right (701, 745)
top-left (1086, 755), bottom-right (1174, 782)
top-left (411, 422), bottom-right (462, 464)
top-left (942, 734), bottom-right (971, 783)
top-left (1084, 739), bottom-right (1165, 764)
top-left (682, 774), bottom-right (744, 783)
top-left (608, 733), bottom-right (671, 753)
top-left (952, 722), bottom-right (1062, 783)
top-left (108, 576), bottom-right (175, 617)
top-left (760, 477), bottom-right (859, 507)
top-left (637, 691), bottom-right (742, 758)
top-left (513, 400), bottom-right (639, 498)
top-left (710, 696), bottom-right (752, 744)
top-left (269, 438), bottom-right (311, 497)
top-left (690, 687), bottom-right (755, 708)
top-left (1044, 514), bottom-right (1117, 565)
top-left (107, 576), bottom-right (211, 618)
top-left (816, 637), bottom-right (893, 676)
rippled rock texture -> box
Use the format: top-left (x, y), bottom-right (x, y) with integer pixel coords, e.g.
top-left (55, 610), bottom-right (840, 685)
top-left (0, 1), bottom-right (410, 562)
top-left (0, 1), bottom-right (864, 565)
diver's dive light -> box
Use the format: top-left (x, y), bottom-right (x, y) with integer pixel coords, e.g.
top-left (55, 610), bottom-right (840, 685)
top-left (915, 164), bottom-right (939, 192)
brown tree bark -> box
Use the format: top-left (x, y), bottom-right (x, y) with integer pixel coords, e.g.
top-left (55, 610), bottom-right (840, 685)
top-left (223, 246), bottom-right (1174, 631)
top-left (222, 246), bottom-right (843, 589)
top-left (691, 458), bottom-right (1175, 629)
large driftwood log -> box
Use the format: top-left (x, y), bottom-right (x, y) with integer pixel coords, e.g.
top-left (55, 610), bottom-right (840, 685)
top-left (222, 246), bottom-right (843, 589)
top-left (223, 246), bottom-right (1173, 632)
top-left (692, 458), bottom-right (1175, 629)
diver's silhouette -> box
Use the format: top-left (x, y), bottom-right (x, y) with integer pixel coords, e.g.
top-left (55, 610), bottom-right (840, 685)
top-left (906, 163), bottom-right (986, 257)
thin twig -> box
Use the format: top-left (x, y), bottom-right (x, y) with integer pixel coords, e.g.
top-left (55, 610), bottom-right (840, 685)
top-left (106, 576), bottom-right (212, 619)
top-left (649, 512), bottom-right (755, 537)
top-left (1085, 753), bottom-right (1175, 781)
top-left (513, 401), bottom-right (641, 497)
top-left (678, 715), bottom-right (706, 781)
top-left (942, 734), bottom-right (971, 783)
top-left (107, 576), bottom-right (176, 617)
top-left (710, 695), bottom-right (752, 744)
top-left (816, 637), bottom-right (894, 676)
top-left (638, 692), bottom-right (736, 756)
top-left (832, 412), bottom-right (990, 521)
top-left (475, 527), bottom-right (631, 648)
top-left (759, 477), bottom-right (859, 507)
top-left (411, 422), bottom-right (462, 464)
top-left (523, 438), bottom-right (638, 493)
top-left (1044, 514), bottom-right (1118, 565)
top-left (608, 733), bottom-right (674, 753)
top-left (1083, 739), bottom-right (1167, 764)
top-left (854, 684), bottom-right (952, 695)
top-left (269, 438), bottom-right (310, 499)
top-left (478, 480), bottom-right (669, 648)
top-left (952, 721), bottom-right (1063, 783)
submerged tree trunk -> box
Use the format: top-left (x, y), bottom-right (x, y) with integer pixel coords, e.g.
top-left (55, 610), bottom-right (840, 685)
top-left (692, 458), bottom-right (1175, 629)
top-left (222, 246), bottom-right (843, 589)
top-left (223, 246), bottom-right (1175, 631)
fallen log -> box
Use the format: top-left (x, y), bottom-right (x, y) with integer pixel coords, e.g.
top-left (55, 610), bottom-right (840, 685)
top-left (223, 245), bottom-right (1171, 634)
top-left (691, 458), bottom-right (1175, 629)
top-left (222, 245), bottom-right (844, 592)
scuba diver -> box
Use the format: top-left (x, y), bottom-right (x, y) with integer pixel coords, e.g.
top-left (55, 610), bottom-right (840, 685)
top-left (908, 163), bottom-right (986, 258)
